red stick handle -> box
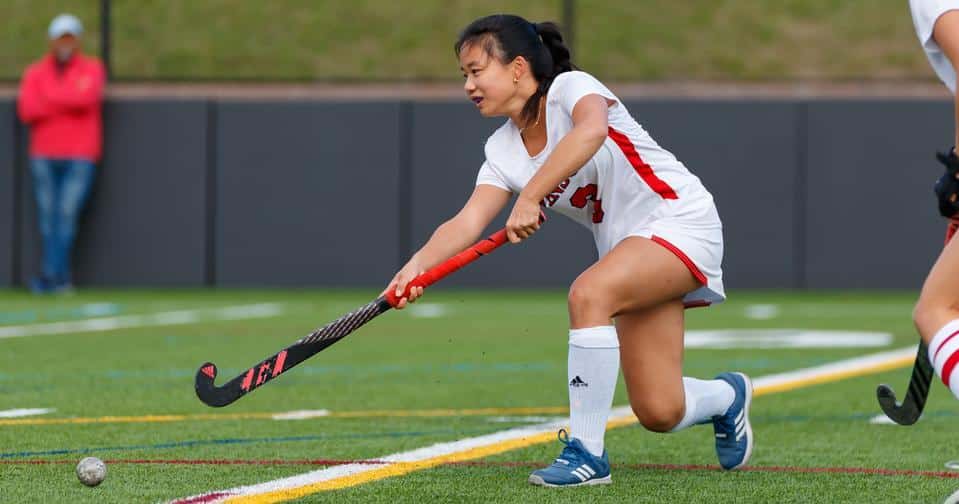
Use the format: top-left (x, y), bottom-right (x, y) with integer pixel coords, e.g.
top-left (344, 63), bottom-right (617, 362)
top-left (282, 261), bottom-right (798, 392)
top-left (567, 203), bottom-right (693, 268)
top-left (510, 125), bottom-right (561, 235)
top-left (385, 228), bottom-right (509, 307)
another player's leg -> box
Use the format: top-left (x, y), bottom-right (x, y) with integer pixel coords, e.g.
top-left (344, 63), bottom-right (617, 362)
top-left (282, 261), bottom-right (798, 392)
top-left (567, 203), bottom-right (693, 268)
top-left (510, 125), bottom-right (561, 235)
top-left (914, 235), bottom-right (959, 399)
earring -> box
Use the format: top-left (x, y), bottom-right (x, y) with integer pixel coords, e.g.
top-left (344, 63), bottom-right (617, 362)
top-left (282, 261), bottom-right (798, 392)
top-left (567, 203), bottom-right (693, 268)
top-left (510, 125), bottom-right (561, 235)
top-left (513, 77), bottom-right (519, 84)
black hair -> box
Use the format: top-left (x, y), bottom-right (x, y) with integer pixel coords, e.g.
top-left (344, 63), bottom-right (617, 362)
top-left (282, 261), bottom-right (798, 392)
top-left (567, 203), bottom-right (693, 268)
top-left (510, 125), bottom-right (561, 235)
top-left (454, 14), bottom-right (575, 126)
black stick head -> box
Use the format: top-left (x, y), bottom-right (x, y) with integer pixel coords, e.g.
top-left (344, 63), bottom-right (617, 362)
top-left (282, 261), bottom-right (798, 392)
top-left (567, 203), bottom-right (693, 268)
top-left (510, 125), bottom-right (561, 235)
top-left (876, 383), bottom-right (921, 425)
top-left (194, 362), bottom-right (230, 408)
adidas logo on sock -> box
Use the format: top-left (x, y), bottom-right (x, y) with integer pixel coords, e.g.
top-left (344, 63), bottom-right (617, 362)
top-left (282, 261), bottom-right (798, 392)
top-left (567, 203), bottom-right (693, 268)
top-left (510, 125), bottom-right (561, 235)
top-left (569, 376), bottom-right (588, 388)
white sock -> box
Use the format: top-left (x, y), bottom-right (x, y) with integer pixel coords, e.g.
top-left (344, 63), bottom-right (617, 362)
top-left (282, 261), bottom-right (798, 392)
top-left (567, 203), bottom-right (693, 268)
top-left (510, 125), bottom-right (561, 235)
top-left (568, 326), bottom-right (620, 457)
top-left (927, 319), bottom-right (959, 399)
top-left (668, 377), bottom-right (735, 433)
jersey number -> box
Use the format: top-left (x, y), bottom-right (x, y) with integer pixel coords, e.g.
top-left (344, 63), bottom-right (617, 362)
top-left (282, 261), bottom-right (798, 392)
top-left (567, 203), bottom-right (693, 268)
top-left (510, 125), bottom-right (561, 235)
top-left (570, 184), bottom-right (605, 224)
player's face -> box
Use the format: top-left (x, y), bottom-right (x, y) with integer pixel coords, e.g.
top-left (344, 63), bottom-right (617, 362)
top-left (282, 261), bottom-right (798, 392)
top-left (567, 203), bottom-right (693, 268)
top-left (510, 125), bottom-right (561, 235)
top-left (459, 43), bottom-right (517, 117)
top-left (49, 34), bottom-right (80, 62)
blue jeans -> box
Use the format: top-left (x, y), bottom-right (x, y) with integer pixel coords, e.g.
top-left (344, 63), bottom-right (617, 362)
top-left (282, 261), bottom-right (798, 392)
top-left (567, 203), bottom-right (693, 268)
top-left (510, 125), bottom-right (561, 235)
top-left (30, 158), bottom-right (96, 285)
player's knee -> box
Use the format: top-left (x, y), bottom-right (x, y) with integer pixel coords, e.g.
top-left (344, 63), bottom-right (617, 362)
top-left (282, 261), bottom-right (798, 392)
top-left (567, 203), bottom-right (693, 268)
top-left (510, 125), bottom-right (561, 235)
top-left (633, 401), bottom-right (683, 433)
top-left (913, 298), bottom-right (959, 337)
top-left (568, 277), bottom-right (612, 321)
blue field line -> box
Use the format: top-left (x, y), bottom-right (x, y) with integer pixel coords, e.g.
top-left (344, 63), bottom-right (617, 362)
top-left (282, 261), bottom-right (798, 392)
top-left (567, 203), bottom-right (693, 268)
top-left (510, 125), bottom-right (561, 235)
top-left (0, 427), bottom-right (492, 459)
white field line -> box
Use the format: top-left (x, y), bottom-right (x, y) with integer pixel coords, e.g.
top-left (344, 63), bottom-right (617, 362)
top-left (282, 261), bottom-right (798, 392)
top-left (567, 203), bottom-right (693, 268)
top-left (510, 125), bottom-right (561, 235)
top-left (0, 303), bottom-right (285, 340)
top-left (271, 410), bottom-right (331, 420)
top-left (171, 345), bottom-right (919, 504)
top-left (0, 408), bottom-right (54, 418)
top-left (869, 413), bottom-right (903, 425)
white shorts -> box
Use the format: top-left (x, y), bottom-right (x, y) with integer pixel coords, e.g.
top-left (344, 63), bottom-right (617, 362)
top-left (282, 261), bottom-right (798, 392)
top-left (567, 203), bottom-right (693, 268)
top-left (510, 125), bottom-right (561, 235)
top-left (626, 199), bottom-right (726, 308)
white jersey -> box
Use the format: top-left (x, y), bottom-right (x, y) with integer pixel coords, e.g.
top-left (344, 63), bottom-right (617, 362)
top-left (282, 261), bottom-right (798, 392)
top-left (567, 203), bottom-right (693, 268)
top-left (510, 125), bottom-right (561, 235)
top-left (476, 71), bottom-right (725, 306)
top-left (910, 0), bottom-right (959, 93)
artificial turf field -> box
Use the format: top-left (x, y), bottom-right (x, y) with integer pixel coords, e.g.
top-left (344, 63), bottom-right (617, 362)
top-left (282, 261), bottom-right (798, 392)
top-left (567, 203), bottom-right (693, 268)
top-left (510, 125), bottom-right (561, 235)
top-left (1, 289), bottom-right (958, 503)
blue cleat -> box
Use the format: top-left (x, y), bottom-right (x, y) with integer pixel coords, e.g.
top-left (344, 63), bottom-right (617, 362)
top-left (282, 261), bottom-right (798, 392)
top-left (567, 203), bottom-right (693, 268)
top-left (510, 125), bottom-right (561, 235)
top-left (712, 372), bottom-right (754, 470)
top-left (528, 429), bottom-right (611, 487)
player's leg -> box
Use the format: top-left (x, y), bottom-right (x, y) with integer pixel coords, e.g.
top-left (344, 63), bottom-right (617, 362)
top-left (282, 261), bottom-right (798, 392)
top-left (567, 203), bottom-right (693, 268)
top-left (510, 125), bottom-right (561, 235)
top-left (574, 236), bottom-right (750, 467)
top-left (55, 160), bottom-right (96, 289)
top-left (616, 301), bottom-right (752, 470)
top-left (28, 158), bottom-right (59, 293)
top-left (914, 235), bottom-right (959, 399)
top-left (529, 236), bottom-right (745, 487)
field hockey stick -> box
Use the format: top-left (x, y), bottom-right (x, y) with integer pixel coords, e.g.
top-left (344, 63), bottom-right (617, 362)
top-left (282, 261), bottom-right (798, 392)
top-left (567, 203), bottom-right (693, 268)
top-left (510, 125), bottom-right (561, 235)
top-left (875, 217), bottom-right (959, 425)
top-left (195, 219), bottom-right (538, 407)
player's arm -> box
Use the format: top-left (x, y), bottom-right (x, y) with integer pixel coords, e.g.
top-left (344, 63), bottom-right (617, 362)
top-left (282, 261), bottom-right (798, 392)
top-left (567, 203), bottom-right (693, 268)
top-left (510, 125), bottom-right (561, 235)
top-left (387, 183), bottom-right (511, 306)
top-left (43, 61), bottom-right (105, 111)
top-left (933, 10), bottom-right (959, 148)
top-left (507, 94), bottom-right (609, 242)
top-left (16, 69), bottom-right (55, 124)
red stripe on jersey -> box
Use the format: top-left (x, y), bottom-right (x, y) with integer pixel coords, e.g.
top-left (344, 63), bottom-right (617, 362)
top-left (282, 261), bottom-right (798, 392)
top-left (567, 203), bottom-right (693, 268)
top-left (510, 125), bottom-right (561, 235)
top-left (651, 235), bottom-right (707, 285)
top-left (608, 126), bottom-right (678, 200)
top-left (942, 349), bottom-right (959, 388)
top-left (934, 330), bottom-right (959, 360)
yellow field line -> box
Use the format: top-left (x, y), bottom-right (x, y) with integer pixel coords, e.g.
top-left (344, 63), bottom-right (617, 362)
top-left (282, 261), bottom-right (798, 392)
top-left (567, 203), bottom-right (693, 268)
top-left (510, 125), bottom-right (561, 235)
top-left (226, 416), bottom-right (642, 504)
top-left (217, 346), bottom-right (918, 503)
top-left (0, 406), bottom-right (570, 427)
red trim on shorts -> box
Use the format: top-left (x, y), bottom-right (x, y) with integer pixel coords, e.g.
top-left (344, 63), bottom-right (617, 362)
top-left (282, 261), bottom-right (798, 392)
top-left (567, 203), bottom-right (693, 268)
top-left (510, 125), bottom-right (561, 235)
top-left (683, 300), bottom-right (712, 309)
top-left (608, 126), bottom-right (678, 200)
top-left (934, 330), bottom-right (959, 361)
top-left (651, 235), bottom-right (707, 285)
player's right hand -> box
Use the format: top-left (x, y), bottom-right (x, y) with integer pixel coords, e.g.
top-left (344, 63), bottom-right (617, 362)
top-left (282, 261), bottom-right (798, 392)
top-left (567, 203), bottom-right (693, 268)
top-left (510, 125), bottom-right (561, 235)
top-left (383, 259), bottom-right (425, 309)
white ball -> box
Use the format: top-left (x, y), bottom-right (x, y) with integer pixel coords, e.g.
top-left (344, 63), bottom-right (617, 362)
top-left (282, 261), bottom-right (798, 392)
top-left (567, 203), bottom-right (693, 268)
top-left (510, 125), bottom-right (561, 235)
top-left (76, 456), bottom-right (107, 487)
top-left (945, 488), bottom-right (959, 504)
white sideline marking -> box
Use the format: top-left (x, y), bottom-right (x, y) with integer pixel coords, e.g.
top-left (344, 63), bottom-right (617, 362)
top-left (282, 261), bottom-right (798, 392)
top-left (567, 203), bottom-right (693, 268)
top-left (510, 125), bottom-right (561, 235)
top-left (0, 303), bottom-right (285, 340)
top-left (685, 329), bottom-right (892, 349)
top-left (172, 345), bottom-right (919, 503)
top-left (170, 411), bottom-right (625, 504)
top-left (271, 410), bottom-right (331, 420)
top-left (744, 304), bottom-right (780, 320)
top-left (869, 413), bottom-right (900, 425)
top-left (0, 408), bottom-right (54, 418)
top-left (407, 304), bottom-right (448, 318)
top-left (751, 346), bottom-right (915, 392)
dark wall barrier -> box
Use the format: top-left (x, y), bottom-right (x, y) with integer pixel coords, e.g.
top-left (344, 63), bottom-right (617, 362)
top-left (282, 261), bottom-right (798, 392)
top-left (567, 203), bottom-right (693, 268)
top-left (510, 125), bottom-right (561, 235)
top-left (629, 101), bottom-right (804, 289)
top-left (4, 97), bottom-right (956, 289)
top-left (18, 100), bottom-right (209, 286)
top-left (804, 101), bottom-right (953, 289)
top-left (0, 102), bottom-right (14, 286)
top-left (214, 102), bottom-right (402, 286)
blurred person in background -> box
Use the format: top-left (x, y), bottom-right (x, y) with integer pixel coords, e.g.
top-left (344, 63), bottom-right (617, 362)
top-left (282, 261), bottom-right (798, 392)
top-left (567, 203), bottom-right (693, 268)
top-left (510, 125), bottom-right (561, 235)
top-left (17, 13), bottom-right (105, 294)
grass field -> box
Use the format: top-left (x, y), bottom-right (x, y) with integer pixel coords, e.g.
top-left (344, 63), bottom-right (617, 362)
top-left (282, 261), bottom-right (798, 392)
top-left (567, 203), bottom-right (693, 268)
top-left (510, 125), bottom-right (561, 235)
top-left (1, 288), bottom-right (958, 502)
top-left (0, 0), bottom-right (935, 82)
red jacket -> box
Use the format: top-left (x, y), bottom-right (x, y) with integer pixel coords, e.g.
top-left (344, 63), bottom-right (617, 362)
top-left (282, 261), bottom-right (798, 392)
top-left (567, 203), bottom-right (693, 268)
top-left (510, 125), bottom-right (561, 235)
top-left (17, 53), bottom-right (105, 162)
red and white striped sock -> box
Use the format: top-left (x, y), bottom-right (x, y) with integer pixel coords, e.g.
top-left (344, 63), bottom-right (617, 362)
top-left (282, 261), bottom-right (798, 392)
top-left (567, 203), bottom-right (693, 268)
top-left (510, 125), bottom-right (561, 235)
top-left (927, 319), bottom-right (959, 399)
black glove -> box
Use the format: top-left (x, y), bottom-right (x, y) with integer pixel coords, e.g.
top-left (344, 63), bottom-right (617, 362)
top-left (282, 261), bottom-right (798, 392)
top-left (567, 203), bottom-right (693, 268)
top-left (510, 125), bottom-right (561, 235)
top-left (935, 147), bottom-right (959, 218)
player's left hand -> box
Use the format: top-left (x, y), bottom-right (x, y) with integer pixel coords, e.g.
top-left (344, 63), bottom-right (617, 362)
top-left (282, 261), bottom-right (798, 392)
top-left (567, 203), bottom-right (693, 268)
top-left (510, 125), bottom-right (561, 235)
top-left (506, 196), bottom-right (542, 243)
top-left (935, 147), bottom-right (959, 218)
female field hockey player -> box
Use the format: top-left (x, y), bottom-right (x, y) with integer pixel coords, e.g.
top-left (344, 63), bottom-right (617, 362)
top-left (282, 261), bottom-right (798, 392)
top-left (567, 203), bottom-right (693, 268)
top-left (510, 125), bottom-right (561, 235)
top-left (385, 14), bottom-right (753, 487)
top-left (908, 1), bottom-right (959, 402)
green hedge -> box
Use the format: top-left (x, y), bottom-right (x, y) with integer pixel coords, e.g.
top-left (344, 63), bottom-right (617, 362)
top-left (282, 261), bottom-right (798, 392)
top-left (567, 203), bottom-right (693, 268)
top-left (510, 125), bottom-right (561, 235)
top-left (1, 0), bottom-right (936, 81)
